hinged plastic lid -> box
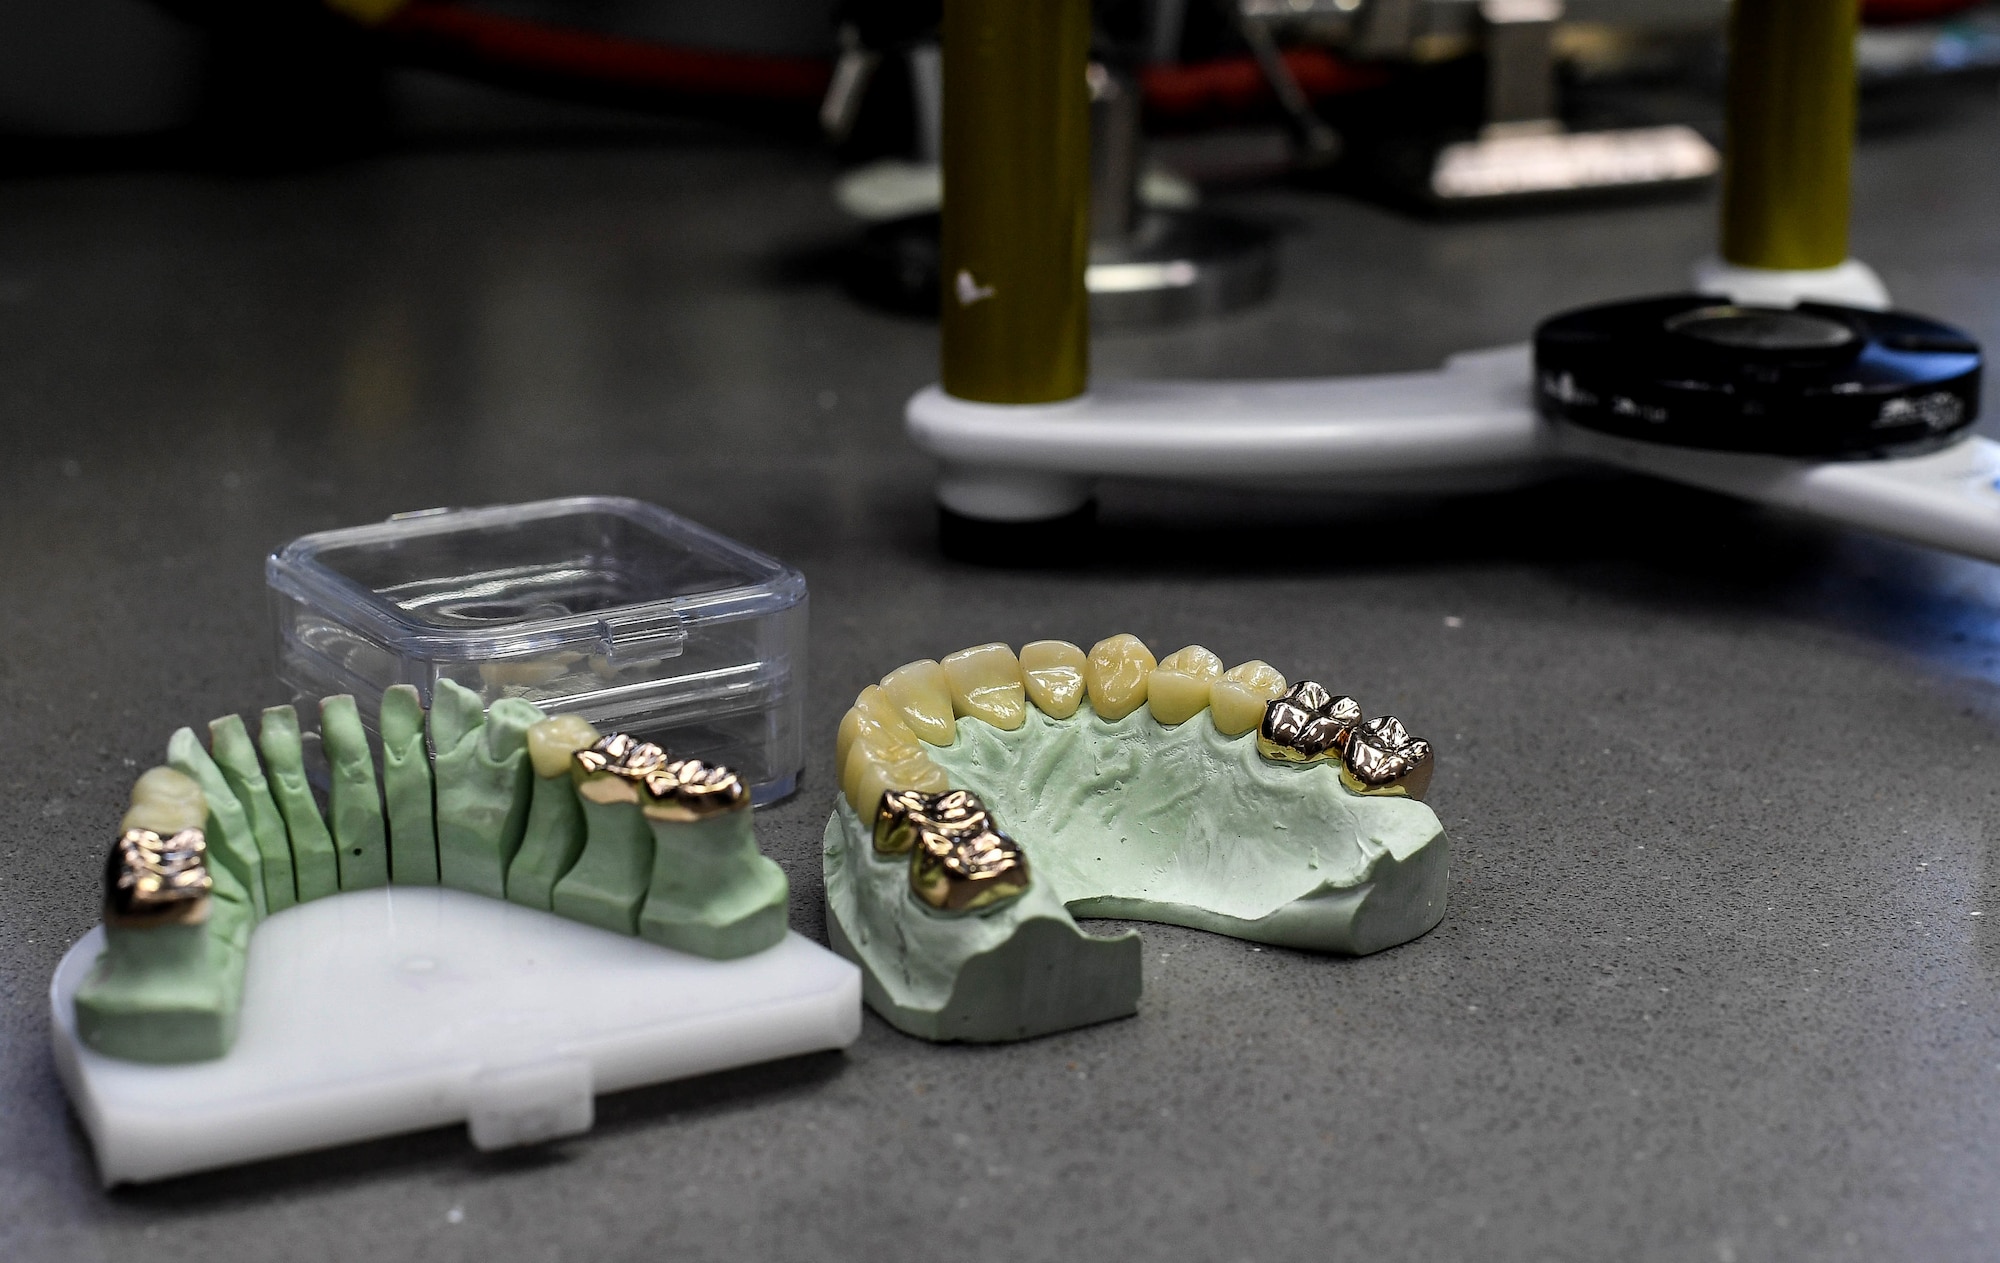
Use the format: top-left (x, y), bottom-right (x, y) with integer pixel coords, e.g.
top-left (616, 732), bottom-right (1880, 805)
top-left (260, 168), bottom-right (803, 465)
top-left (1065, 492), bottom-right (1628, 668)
top-left (266, 497), bottom-right (808, 802)
top-left (268, 497), bottom-right (804, 662)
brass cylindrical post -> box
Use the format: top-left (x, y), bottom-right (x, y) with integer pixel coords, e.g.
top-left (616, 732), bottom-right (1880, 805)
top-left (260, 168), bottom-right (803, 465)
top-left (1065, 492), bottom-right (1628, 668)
top-left (1720, 0), bottom-right (1860, 270)
top-left (939, 0), bottom-right (1091, 404)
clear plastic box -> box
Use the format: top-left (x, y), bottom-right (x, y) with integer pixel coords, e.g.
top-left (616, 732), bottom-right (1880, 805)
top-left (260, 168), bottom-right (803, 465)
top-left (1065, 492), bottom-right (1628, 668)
top-left (267, 497), bottom-right (807, 803)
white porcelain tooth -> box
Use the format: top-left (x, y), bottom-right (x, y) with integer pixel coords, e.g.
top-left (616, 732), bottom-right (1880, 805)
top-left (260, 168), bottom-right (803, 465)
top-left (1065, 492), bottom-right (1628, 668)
top-left (1147, 645), bottom-right (1224, 726)
top-left (1020, 640), bottom-right (1088, 718)
top-left (1210, 661), bottom-right (1288, 736)
top-left (879, 660), bottom-right (957, 746)
top-left (1085, 633), bottom-right (1157, 721)
top-left (941, 643), bottom-right (1027, 730)
top-left (842, 743), bottom-right (951, 819)
top-left (839, 687), bottom-right (931, 813)
top-left (837, 684), bottom-right (909, 777)
top-left (836, 706), bottom-right (863, 779)
top-left (527, 714), bottom-right (601, 779)
top-left (122, 766), bottom-right (208, 836)
top-left (843, 686), bottom-right (923, 764)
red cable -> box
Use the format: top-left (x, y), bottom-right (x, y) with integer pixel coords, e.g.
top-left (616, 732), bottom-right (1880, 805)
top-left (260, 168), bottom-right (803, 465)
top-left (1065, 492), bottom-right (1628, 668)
top-left (380, 1), bottom-right (834, 102)
top-left (1142, 48), bottom-right (1387, 120)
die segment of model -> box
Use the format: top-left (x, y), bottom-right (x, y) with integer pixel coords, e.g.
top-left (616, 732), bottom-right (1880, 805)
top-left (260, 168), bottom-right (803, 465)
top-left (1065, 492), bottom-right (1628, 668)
top-left (379, 684), bottom-right (440, 886)
top-left (53, 688), bottom-right (861, 1183)
top-left (431, 680), bottom-right (542, 901)
top-left (321, 695), bottom-right (390, 891)
top-left (205, 714), bottom-right (297, 912)
top-left (259, 704), bottom-right (340, 901)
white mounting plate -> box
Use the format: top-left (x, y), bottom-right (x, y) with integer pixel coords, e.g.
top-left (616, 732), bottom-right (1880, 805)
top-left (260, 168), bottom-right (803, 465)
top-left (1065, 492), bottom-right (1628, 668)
top-left (907, 343), bottom-right (2000, 565)
top-left (49, 887), bottom-right (862, 1186)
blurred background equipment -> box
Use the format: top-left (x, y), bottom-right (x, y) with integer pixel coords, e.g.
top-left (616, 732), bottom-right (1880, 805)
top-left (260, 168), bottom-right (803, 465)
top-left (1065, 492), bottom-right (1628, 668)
top-left (8, 0), bottom-right (2000, 175)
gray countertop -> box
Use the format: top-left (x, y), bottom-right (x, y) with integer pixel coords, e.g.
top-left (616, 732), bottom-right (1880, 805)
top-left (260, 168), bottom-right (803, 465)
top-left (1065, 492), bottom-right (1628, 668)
top-left (5, 85), bottom-right (2000, 1263)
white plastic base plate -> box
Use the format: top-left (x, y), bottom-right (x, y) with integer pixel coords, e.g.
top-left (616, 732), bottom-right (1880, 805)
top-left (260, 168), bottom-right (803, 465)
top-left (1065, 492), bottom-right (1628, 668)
top-left (50, 887), bottom-right (861, 1186)
top-left (908, 335), bottom-right (2000, 565)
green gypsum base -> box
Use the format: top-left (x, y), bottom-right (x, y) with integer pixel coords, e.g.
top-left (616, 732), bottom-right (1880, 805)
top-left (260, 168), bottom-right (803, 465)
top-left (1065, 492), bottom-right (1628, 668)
top-left (260, 705), bottom-right (339, 901)
top-left (320, 695), bottom-right (389, 890)
top-left (206, 715), bottom-right (297, 912)
top-left (825, 801), bottom-right (1141, 1042)
top-left (379, 684), bottom-right (439, 885)
top-left (73, 767), bottom-right (257, 1062)
top-left (825, 638), bottom-right (1450, 1043)
top-left (431, 679), bottom-right (541, 899)
top-left (508, 771), bottom-right (586, 910)
top-left (165, 729), bottom-right (268, 920)
top-left (639, 808), bottom-right (787, 959)
top-left (552, 796), bottom-right (653, 934)
top-left (76, 695), bottom-right (797, 1064)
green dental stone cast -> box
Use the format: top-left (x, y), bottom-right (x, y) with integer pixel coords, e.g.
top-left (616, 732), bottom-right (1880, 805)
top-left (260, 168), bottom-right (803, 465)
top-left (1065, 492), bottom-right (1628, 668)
top-left (552, 794), bottom-right (654, 934)
top-left (165, 728), bottom-right (268, 920)
top-left (207, 715), bottom-right (297, 912)
top-left (639, 808), bottom-right (788, 959)
top-left (824, 700), bottom-right (1449, 1044)
top-left (258, 705), bottom-right (339, 901)
top-left (379, 684), bottom-right (439, 885)
top-left (431, 680), bottom-right (541, 899)
top-left (321, 695), bottom-right (390, 891)
top-left (76, 688), bottom-right (797, 1065)
top-left (72, 770), bottom-right (256, 1062)
top-left (508, 770), bottom-right (587, 911)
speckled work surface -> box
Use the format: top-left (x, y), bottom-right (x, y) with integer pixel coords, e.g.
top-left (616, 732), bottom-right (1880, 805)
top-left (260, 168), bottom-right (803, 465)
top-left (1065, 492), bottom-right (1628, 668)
top-left (4, 82), bottom-right (2000, 1263)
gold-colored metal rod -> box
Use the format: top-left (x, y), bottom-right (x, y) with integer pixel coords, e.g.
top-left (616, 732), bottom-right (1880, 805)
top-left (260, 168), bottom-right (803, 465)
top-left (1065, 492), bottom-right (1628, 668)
top-left (1721, 0), bottom-right (1860, 271)
top-left (940, 0), bottom-right (1091, 403)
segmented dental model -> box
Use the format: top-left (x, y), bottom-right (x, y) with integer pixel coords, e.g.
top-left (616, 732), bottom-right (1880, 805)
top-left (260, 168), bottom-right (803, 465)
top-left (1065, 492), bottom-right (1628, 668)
top-left (824, 637), bottom-right (1447, 1043)
top-left (73, 680), bottom-right (788, 1063)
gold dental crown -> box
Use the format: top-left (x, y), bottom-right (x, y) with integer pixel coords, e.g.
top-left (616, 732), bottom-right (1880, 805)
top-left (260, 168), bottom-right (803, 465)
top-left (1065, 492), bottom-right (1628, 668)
top-left (870, 787), bottom-right (1032, 913)
top-left (643, 757), bottom-right (748, 822)
top-left (105, 827), bottom-right (213, 927)
top-left (576, 733), bottom-right (746, 817)
top-left (1341, 715), bottom-right (1434, 801)
top-left (1256, 680), bottom-right (1362, 764)
top-left (1256, 682), bottom-right (1433, 799)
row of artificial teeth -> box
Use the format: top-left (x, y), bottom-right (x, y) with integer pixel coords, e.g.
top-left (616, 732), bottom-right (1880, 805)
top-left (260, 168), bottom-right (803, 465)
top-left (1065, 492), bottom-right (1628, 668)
top-left (835, 636), bottom-right (1299, 821)
top-left (870, 787), bottom-right (1032, 915)
top-left (1256, 681), bottom-right (1435, 801)
top-left (836, 636), bottom-right (1438, 821)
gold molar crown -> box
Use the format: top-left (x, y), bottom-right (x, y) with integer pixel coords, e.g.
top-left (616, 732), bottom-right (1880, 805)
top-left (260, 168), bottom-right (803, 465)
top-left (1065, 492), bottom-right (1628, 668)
top-left (873, 787), bottom-right (988, 856)
top-left (1340, 715), bottom-right (1435, 801)
top-left (106, 827), bottom-right (213, 927)
top-left (642, 757), bottom-right (748, 822)
top-left (1256, 681), bottom-right (1362, 765)
top-left (573, 732), bottom-right (670, 804)
top-left (909, 823), bottom-right (1032, 914)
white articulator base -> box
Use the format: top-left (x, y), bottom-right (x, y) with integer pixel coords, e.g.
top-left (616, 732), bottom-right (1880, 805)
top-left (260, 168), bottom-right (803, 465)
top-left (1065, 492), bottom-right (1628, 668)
top-left (50, 887), bottom-right (861, 1186)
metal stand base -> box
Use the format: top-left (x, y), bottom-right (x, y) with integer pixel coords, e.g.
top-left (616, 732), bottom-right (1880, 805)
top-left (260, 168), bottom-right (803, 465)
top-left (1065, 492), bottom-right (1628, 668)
top-left (843, 209), bottom-right (1276, 328)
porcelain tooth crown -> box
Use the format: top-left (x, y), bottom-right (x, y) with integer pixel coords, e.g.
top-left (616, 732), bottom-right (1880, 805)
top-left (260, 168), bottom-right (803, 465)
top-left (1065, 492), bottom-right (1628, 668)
top-left (1256, 681), bottom-right (1362, 764)
top-left (1340, 715), bottom-right (1435, 801)
top-left (1085, 634), bottom-right (1158, 721)
top-left (106, 828), bottom-right (213, 927)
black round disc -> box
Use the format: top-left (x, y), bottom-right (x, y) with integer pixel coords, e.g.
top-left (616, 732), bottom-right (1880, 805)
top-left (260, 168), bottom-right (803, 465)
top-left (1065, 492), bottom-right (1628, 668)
top-left (1533, 295), bottom-right (1981, 458)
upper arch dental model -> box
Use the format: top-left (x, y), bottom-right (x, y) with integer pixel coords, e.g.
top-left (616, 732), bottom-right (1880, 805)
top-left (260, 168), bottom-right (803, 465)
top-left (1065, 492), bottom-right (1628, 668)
top-left (73, 680), bottom-right (789, 1063)
top-left (824, 636), bottom-right (1447, 1042)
